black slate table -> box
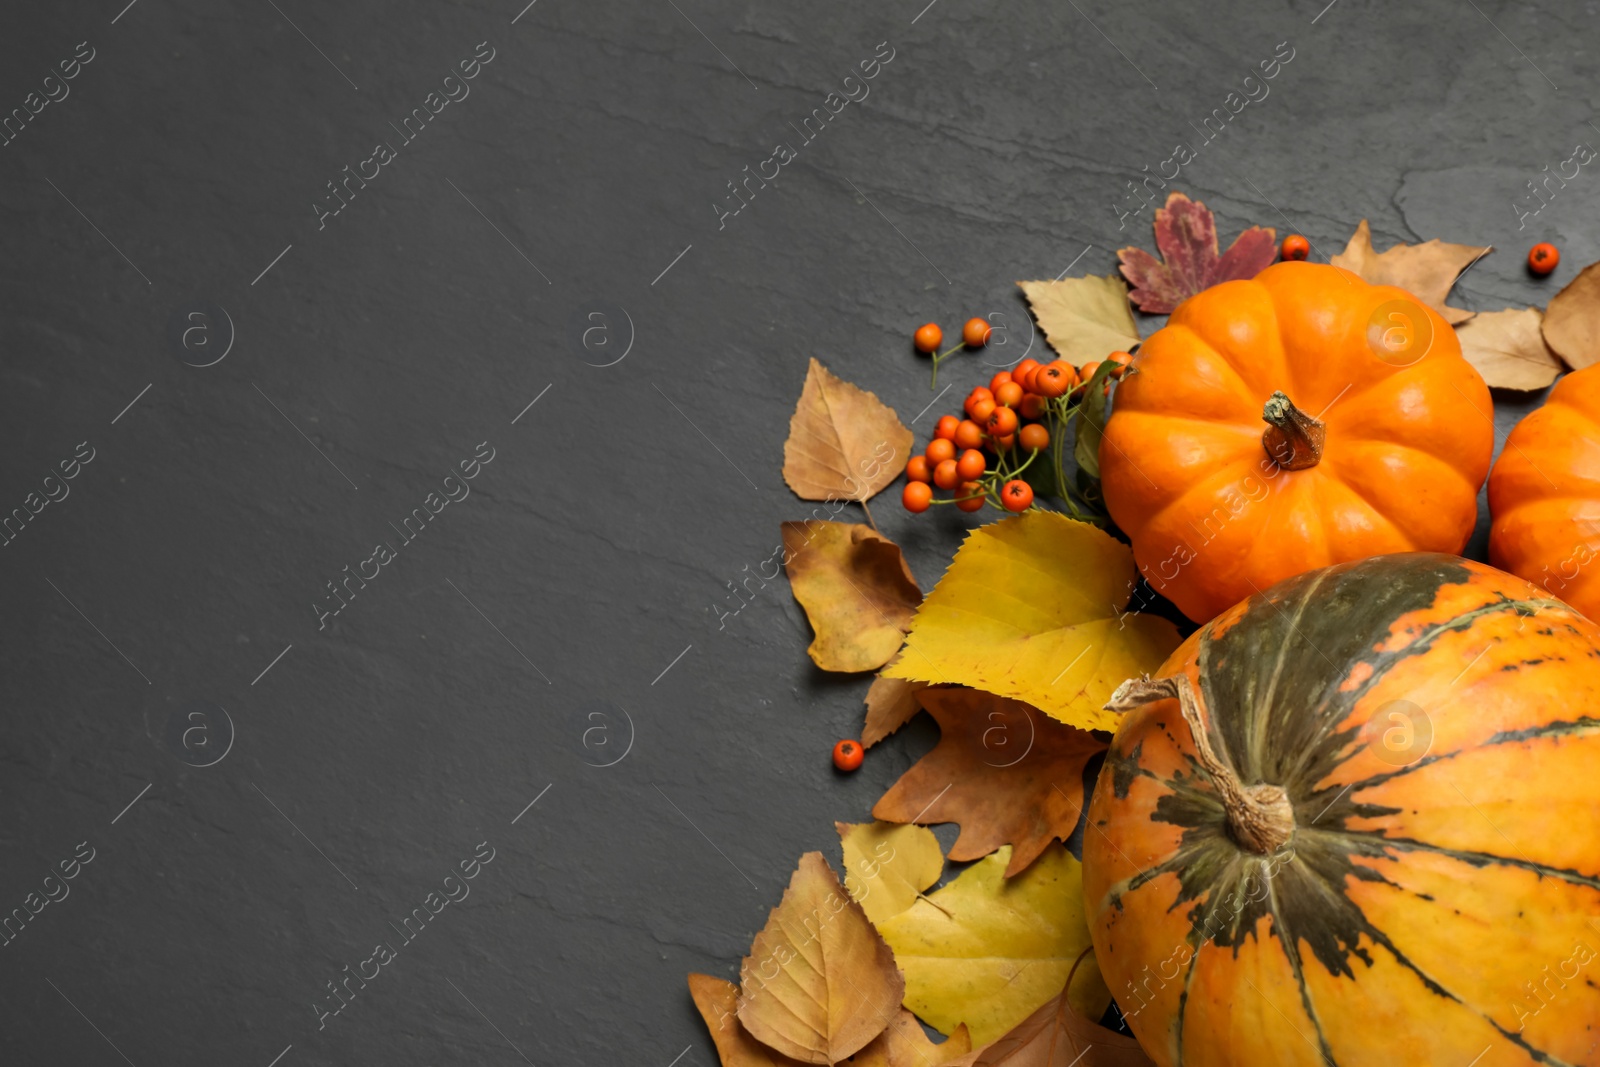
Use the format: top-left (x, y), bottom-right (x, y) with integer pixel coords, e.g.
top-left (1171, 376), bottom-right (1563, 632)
top-left (0, 1), bottom-right (1577, 1063)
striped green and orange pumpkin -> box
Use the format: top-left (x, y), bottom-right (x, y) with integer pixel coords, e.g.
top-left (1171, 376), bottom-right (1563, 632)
top-left (1083, 552), bottom-right (1600, 1067)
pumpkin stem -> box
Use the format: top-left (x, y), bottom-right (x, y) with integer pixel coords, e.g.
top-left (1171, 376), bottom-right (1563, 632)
top-left (1260, 391), bottom-right (1325, 471)
top-left (1106, 675), bottom-right (1296, 855)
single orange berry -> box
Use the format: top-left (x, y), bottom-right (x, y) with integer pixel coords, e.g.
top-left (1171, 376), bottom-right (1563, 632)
top-left (1529, 242), bottom-right (1560, 276)
top-left (1281, 234), bottom-right (1310, 261)
top-left (956, 449), bottom-right (986, 481)
top-left (914, 322), bottom-right (943, 354)
top-left (964, 387), bottom-right (994, 419)
top-left (905, 456), bottom-right (932, 483)
top-left (1033, 360), bottom-right (1076, 399)
top-left (1013, 359), bottom-right (1042, 392)
top-left (1019, 394), bottom-right (1049, 421)
top-left (970, 396), bottom-right (997, 425)
top-left (987, 406), bottom-right (1019, 437)
top-left (925, 437), bottom-right (956, 464)
top-left (933, 458), bottom-right (961, 490)
top-left (902, 481), bottom-right (933, 513)
top-left (1001, 479), bottom-right (1034, 512)
top-left (963, 317), bottom-right (992, 347)
top-left (955, 482), bottom-right (986, 512)
top-left (832, 739), bottom-right (864, 772)
top-left (988, 371), bottom-right (1014, 394)
top-left (1018, 423), bottom-right (1049, 453)
top-left (1074, 361), bottom-right (1103, 396)
top-left (1105, 350), bottom-right (1133, 379)
top-left (934, 414), bottom-right (960, 441)
top-left (990, 433), bottom-right (1017, 452)
top-left (994, 381), bottom-right (1024, 409)
top-left (954, 419), bottom-right (985, 451)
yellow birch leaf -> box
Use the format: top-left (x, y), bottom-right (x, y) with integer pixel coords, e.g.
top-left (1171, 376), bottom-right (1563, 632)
top-left (883, 512), bottom-right (1181, 733)
top-left (836, 821), bottom-right (945, 924)
top-left (1543, 260), bottom-right (1600, 370)
top-left (1017, 276), bottom-right (1141, 366)
top-left (738, 852), bottom-right (906, 1064)
top-left (783, 521), bottom-right (922, 673)
top-left (784, 358), bottom-right (914, 503)
top-left (690, 974), bottom-right (810, 1067)
top-left (876, 844), bottom-right (1110, 1048)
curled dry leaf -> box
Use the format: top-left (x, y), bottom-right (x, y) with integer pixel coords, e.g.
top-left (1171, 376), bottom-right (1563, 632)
top-left (971, 982), bottom-right (1153, 1067)
top-left (738, 852), bottom-right (906, 1065)
top-left (875, 844), bottom-right (1110, 1048)
top-left (784, 358), bottom-right (914, 503)
top-left (1016, 276), bottom-right (1141, 365)
top-left (1329, 218), bottom-right (1490, 325)
top-left (871, 688), bottom-right (1106, 877)
top-left (691, 974), bottom-right (809, 1067)
top-left (1543, 260), bottom-right (1600, 370)
top-left (1115, 191), bottom-right (1277, 313)
top-left (836, 820), bottom-right (945, 925)
top-left (1454, 307), bottom-right (1562, 390)
top-left (782, 521), bottom-right (922, 673)
top-left (882, 512), bottom-right (1181, 733)
top-left (863, 656), bottom-right (928, 748)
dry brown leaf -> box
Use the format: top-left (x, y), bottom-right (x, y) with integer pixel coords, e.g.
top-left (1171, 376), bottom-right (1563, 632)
top-left (784, 359), bottom-right (914, 502)
top-left (782, 522), bottom-right (922, 673)
top-left (971, 984), bottom-right (1153, 1067)
top-left (872, 688), bottom-right (1106, 877)
top-left (1016, 276), bottom-right (1141, 366)
top-left (738, 852), bottom-right (907, 1064)
top-left (836, 821), bottom-right (944, 925)
top-left (691, 974), bottom-right (811, 1067)
top-left (1454, 307), bottom-right (1561, 390)
top-left (863, 664), bottom-right (928, 748)
top-left (1329, 219), bottom-right (1490, 325)
top-left (1543, 260), bottom-right (1600, 370)
top-left (844, 1011), bottom-right (974, 1067)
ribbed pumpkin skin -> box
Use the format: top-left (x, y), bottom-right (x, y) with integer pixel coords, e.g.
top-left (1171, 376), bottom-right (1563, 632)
top-left (1084, 553), bottom-right (1600, 1067)
top-left (1490, 363), bottom-right (1600, 620)
top-left (1100, 261), bottom-right (1493, 623)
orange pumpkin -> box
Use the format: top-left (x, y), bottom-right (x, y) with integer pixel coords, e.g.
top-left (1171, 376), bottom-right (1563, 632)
top-left (1099, 261), bottom-right (1494, 623)
top-left (1489, 362), bottom-right (1600, 618)
top-left (1084, 553), bottom-right (1600, 1067)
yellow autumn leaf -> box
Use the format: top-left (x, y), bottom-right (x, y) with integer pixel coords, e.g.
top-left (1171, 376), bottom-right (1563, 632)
top-left (738, 852), bottom-right (905, 1064)
top-left (836, 821), bottom-right (944, 925)
top-left (783, 359), bottom-right (914, 503)
top-left (883, 511), bottom-right (1181, 733)
top-left (876, 843), bottom-right (1110, 1048)
top-left (1017, 275), bottom-right (1140, 366)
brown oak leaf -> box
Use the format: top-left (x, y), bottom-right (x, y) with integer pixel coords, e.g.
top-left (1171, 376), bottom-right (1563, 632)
top-left (1543, 260), bottom-right (1600, 370)
top-left (871, 688), bottom-right (1106, 877)
top-left (1454, 307), bottom-right (1561, 390)
top-left (784, 359), bottom-right (914, 503)
top-left (971, 981), bottom-right (1153, 1067)
top-left (1116, 191), bottom-right (1277, 313)
top-left (782, 522), bottom-right (921, 673)
top-left (1329, 219), bottom-right (1490, 326)
top-left (738, 852), bottom-right (906, 1064)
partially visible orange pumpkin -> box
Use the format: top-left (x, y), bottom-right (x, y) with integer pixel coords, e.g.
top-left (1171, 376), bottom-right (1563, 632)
top-left (1084, 552), bottom-right (1600, 1067)
top-left (1489, 363), bottom-right (1600, 618)
top-left (1100, 261), bottom-right (1494, 623)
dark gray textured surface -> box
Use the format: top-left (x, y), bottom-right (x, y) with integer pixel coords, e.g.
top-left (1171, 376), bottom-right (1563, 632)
top-left (0, 0), bottom-right (1583, 1063)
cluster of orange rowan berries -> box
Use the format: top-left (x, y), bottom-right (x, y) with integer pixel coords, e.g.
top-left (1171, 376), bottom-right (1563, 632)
top-left (901, 349), bottom-right (1132, 515)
